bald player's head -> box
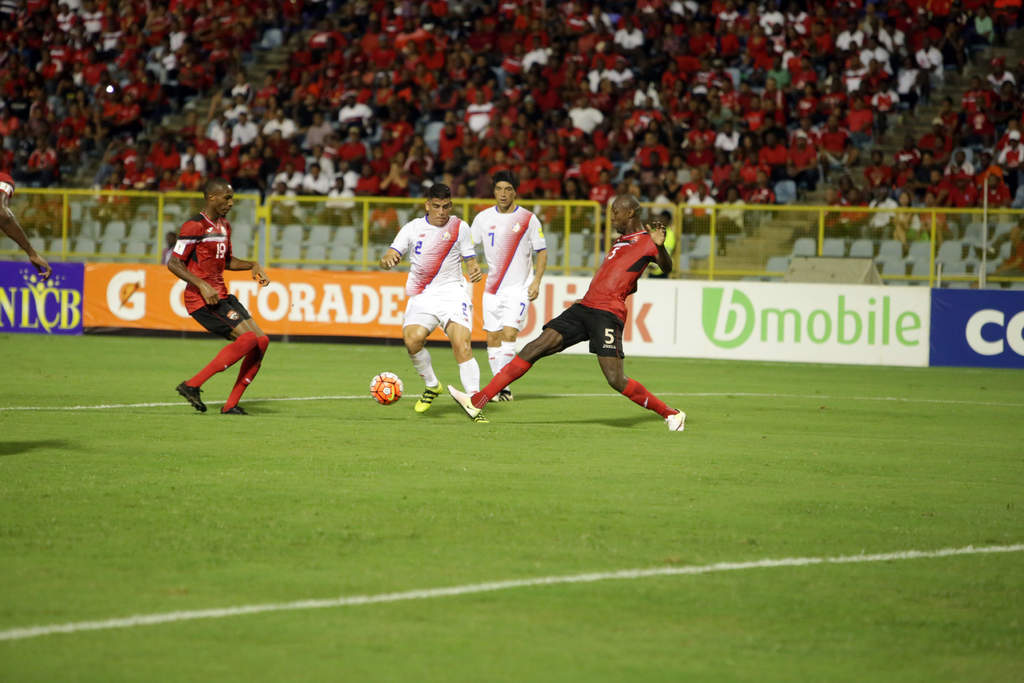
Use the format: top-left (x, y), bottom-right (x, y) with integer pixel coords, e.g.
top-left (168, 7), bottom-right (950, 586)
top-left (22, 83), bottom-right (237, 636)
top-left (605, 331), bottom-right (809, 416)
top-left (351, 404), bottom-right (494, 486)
top-left (203, 178), bottom-right (231, 199)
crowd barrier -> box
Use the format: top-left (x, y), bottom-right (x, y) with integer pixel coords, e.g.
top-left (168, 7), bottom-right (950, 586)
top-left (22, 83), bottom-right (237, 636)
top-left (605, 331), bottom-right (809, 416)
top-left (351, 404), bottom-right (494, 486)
top-left (3, 189), bottom-right (1024, 287)
top-left (1, 261), bottom-right (1021, 369)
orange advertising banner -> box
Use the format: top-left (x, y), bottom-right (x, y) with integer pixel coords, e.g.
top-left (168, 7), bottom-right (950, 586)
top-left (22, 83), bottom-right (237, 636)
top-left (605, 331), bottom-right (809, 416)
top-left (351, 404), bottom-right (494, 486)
top-left (83, 263), bottom-right (493, 341)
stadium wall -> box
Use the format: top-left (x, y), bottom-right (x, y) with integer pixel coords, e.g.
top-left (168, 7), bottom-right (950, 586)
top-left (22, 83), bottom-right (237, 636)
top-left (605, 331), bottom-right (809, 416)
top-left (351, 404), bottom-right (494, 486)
top-left (1, 261), bottom-right (1021, 369)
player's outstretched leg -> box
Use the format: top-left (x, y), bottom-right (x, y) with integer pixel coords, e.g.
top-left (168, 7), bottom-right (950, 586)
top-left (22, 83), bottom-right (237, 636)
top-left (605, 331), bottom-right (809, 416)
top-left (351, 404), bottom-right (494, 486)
top-left (471, 355), bottom-right (532, 409)
top-left (621, 378), bottom-right (685, 432)
top-left (176, 331), bottom-right (259, 412)
top-left (221, 334), bottom-right (269, 414)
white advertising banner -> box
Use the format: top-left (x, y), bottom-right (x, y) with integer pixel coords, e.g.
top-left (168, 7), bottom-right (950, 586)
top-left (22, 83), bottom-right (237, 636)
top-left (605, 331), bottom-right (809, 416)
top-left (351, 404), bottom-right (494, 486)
top-left (519, 277), bottom-right (931, 367)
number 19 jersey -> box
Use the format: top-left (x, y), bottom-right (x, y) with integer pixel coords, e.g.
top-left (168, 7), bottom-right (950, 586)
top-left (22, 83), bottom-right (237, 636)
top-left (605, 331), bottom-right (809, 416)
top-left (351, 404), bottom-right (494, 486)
top-left (470, 206), bottom-right (546, 295)
top-left (172, 212), bottom-right (233, 313)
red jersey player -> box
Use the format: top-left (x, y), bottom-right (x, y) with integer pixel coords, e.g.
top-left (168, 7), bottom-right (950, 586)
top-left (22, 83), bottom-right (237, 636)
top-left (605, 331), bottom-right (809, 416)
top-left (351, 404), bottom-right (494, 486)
top-left (168, 179), bottom-right (271, 415)
top-left (0, 172), bottom-right (51, 280)
top-left (450, 194), bottom-right (686, 432)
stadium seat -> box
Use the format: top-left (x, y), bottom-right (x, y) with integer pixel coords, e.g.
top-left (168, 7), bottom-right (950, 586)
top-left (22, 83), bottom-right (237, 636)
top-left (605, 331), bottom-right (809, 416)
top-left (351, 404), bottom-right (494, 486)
top-left (233, 222), bottom-right (255, 245)
top-left (128, 220), bottom-right (152, 241)
top-left (123, 240), bottom-right (151, 261)
top-left (278, 242), bottom-right (301, 262)
top-left (905, 241), bottom-right (931, 264)
top-left (936, 240), bottom-right (964, 264)
top-left (101, 221), bottom-right (127, 241)
top-left (567, 233), bottom-right (588, 267)
top-left (306, 225), bottom-right (331, 246)
top-left (791, 237), bottom-right (816, 257)
top-left (910, 259), bottom-right (932, 283)
top-left (821, 238), bottom-right (846, 257)
top-left (423, 121), bottom-right (444, 155)
top-left (329, 242), bottom-right (354, 262)
top-left (686, 234), bottom-right (712, 259)
top-left (99, 237), bottom-right (122, 257)
top-left (276, 224), bottom-right (304, 247)
top-left (303, 244), bottom-right (327, 268)
top-left (773, 180), bottom-right (797, 205)
top-left (849, 238), bottom-right (875, 258)
top-left (765, 255), bottom-right (790, 274)
top-left (71, 237), bottom-right (97, 254)
top-left (333, 226), bottom-right (359, 246)
top-left (1013, 185), bottom-right (1024, 209)
top-left (546, 232), bottom-right (563, 263)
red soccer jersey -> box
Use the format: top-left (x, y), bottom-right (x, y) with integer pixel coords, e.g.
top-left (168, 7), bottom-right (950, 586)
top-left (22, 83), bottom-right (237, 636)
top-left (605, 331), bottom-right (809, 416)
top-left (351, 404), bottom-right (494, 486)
top-left (580, 231), bottom-right (659, 322)
top-left (172, 212), bottom-right (233, 313)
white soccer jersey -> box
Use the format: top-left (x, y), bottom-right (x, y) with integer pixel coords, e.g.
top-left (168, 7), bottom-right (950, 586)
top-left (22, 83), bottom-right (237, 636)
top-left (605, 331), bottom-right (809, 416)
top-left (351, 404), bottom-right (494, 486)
top-left (470, 206), bottom-right (546, 295)
top-left (389, 215), bottom-right (476, 296)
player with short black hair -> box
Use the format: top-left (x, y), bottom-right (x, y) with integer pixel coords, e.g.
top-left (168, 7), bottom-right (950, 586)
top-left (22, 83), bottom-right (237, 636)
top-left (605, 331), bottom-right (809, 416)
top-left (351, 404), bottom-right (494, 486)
top-left (0, 172), bottom-right (51, 280)
top-left (470, 171), bottom-right (547, 401)
top-left (380, 183), bottom-right (487, 420)
top-left (168, 179), bottom-right (271, 415)
top-left (451, 194), bottom-right (686, 432)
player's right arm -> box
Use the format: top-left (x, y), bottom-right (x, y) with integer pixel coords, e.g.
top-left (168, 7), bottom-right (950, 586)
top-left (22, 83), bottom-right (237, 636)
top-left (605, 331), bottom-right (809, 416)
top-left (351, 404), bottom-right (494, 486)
top-left (646, 220), bottom-right (673, 275)
top-left (166, 220), bottom-right (219, 304)
top-left (380, 221), bottom-right (411, 270)
top-left (0, 179), bottom-right (51, 280)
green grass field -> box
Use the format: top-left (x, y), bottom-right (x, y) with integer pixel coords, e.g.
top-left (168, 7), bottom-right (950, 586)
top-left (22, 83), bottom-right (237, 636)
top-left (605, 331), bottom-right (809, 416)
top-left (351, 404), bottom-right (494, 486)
top-left (1, 333), bottom-right (1022, 682)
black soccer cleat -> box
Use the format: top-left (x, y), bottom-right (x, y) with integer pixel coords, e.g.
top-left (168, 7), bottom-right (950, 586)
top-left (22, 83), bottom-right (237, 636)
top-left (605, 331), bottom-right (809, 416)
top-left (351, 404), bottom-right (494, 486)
top-left (221, 405), bottom-right (248, 415)
top-left (176, 381), bottom-right (207, 412)
top-left (497, 388), bottom-right (513, 402)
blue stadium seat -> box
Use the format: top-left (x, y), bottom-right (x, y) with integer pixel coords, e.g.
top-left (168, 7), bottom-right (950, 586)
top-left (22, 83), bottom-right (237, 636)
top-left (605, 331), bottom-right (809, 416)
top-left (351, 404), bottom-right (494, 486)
top-left (877, 239), bottom-right (902, 260)
top-left (774, 180), bottom-right (797, 205)
top-left (686, 234), bottom-right (711, 259)
top-left (791, 237), bottom-right (816, 257)
top-left (821, 238), bottom-right (846, 257)
top-left (936, 240), bottom-right (964, 264)
top-left (765, 255), bottom-right (790, 274)
top-left (905, 241), bottom-right (931, 264)
top-left (849, 238), bottom-right (875, 258)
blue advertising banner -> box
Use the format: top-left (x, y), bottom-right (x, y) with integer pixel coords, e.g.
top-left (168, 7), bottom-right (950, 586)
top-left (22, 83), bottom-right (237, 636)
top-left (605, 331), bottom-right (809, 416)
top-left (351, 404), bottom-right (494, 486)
top-left (930, 289), bottom-right (1024, 368)
top-left (0, 261), bottom-right (84, 335)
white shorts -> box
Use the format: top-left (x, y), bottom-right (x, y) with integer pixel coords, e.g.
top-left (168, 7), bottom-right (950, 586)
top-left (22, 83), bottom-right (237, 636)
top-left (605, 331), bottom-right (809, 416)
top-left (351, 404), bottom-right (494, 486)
top-left (403, 283), bottom-right (473, 334)
top-left (482, 288), bottom-right (529, 332)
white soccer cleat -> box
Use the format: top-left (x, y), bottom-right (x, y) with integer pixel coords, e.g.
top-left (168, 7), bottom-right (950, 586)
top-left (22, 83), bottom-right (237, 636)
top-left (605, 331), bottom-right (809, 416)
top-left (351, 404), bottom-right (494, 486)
top-left (448, 385), bottom-right (481, 420)
top-left (666, 410), bottom-right (686, 432)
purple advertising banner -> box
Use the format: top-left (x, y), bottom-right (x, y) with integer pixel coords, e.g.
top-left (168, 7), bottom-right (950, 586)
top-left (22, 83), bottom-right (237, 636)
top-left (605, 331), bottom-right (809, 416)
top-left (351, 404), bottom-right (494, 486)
top-left (0, 260), bottom-right (84, 335)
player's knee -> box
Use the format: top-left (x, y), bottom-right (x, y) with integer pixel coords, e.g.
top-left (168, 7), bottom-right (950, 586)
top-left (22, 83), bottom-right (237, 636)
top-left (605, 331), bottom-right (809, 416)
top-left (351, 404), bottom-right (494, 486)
top-left (257, 335), bottom-right (269, 354)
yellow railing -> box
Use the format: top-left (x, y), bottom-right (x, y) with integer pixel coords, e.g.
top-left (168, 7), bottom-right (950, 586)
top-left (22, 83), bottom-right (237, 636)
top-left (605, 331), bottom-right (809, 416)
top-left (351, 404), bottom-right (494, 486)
top-left (3, 189), bottom-right (1023, 287)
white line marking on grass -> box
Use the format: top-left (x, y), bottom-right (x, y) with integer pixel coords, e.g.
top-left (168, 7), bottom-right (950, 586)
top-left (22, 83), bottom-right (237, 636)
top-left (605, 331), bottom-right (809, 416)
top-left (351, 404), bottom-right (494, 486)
top-left (3, 392), bottom-right (1024, 412)
top-left (1, 543), bottom-right (1020, 642)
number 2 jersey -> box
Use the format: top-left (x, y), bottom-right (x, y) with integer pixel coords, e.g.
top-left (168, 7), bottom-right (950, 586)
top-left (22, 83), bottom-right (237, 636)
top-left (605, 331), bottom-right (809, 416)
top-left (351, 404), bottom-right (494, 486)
top-left (580, 230), bottom-right (661, 322)
top-left (389, 215), bottom-right (476, 296)
top-left (469, 205), bottom-right (546, 295)
top-left (172, 212), bottom-right (233, 313)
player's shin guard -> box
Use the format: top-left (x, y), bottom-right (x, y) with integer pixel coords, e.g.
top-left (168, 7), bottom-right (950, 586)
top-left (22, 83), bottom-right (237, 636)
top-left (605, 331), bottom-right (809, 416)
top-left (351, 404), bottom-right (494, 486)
top-left (409, 348), bottom-right (439, 388)
top-left (621, 378), bottom-right (676, 419)
top-left (472, 355), bottom-right (531, 408)
top-left (487, 346), bottom-right (502, 376)
top-left (458, 358), bottom-right (481, 394)
top-left (223, 335), bottom-right (269, 411)
top-left (188, 331), bottom-right (258, 388)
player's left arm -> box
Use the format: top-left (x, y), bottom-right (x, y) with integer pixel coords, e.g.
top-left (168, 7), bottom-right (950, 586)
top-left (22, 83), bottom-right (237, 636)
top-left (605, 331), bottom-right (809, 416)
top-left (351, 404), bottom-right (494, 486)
top-left (226, 256), bottom-right (270, 286)
top-left (527, 215), bottom-right (547, 300)
top-left (459, 220), bottom-right (482, 282)
top-left (0, 192), bottom-right (51, 280)
top-left (646, 220), bottom-right (673, 275)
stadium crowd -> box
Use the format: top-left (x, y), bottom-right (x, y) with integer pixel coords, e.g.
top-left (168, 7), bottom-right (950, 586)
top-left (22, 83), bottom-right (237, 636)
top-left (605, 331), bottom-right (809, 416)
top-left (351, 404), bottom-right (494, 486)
top-left (2, 0), bottom-right (1023, 221)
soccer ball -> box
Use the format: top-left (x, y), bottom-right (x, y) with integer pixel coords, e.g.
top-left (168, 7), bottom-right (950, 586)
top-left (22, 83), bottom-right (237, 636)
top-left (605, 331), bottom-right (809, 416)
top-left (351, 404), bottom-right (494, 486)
top-left (370, 372), bottom-right (403, 405)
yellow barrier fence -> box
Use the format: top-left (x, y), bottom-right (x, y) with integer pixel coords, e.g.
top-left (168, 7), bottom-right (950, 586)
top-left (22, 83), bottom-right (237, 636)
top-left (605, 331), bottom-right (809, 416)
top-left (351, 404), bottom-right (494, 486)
top-left (4, 189), bottom-right (1024, 288)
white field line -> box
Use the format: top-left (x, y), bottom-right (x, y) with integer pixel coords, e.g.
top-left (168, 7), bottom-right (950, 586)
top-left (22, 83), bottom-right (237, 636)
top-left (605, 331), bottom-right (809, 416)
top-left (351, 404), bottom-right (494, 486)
top-left (1, 543), bottom-right (1020, 642)
top-left (2, 392), bottom-right (1024, 412)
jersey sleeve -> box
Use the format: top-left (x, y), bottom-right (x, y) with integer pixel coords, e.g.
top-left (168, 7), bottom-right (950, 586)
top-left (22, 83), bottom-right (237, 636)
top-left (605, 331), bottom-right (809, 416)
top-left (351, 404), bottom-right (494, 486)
top-left (527, 214), bottom-right (546, 251)
top-left (225, 220), bottom-right (234, 262)
top-left (0, 172), bottom-right (14, 198)
top-left (458, 220), bottom-right (476, 259)
top-left (469, 212), bottom-right (483, 246)
top-left (388, 221), bottom-right (413, 256)
top-left (172, 218), bottom-right (204, 261)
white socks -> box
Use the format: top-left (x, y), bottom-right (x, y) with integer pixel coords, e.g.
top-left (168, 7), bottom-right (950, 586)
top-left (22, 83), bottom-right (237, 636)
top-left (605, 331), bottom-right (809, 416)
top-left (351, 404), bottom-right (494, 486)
top-left (458, 358), bottom-right (481, 394)
top-left (487, 342), bottom-right (518, 376)
top-left (409, 348), bottom-right (439, 388)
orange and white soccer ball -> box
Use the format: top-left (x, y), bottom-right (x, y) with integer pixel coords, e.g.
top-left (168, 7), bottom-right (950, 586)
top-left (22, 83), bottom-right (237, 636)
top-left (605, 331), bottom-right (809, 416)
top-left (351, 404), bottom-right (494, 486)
top-left (370, 372), bottom-right (403, 405)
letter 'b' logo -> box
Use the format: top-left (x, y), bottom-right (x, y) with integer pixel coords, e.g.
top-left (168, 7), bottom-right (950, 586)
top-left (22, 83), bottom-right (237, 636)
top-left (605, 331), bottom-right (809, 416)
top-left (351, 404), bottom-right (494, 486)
top-left (702, 287), bottom-right (755, 349)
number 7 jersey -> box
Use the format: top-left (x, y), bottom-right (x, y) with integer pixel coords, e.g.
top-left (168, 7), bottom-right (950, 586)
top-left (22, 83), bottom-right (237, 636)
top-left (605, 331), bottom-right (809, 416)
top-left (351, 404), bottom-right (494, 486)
top-left (172, 212), bottom-right (233, 313)
top-left (470, 206), bottom-right (546, 294)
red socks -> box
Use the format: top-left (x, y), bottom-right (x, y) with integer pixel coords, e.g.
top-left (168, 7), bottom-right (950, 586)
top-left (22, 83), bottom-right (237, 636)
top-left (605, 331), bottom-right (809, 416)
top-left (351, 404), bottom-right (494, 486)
top-left (187, 332), bottom-right (258, 388)
top-left (472, 355), bottom-right (532, 408)
top-left (622, 378), bottom-right (676, 419)
top-left (222, 335), bottom-right (269, 411)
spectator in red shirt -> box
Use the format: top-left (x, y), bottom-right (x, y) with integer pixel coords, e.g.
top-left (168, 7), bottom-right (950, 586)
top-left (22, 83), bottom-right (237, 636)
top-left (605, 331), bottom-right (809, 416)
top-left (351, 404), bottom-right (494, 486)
top-left (864, 150), bottom-right (895, 189)
top-left (746, 171), bottom-right (777, 204)
top-left (354, 163), bottom-right (382, 196)
top-left (917, 118), bottom-right (953, 167)
top-left (588, 169), bottom-right (616, 205)
top-left (787, 132), bottom-right (819, 192)
top-left (948, 173), bottom-right (979, 207)
top-left (23, 136), bottom-right (58, 186)
top-left (845, 97), bottom-right (874, 149)
top-left (635, 131), bottom-right (670, 171)
top-left (818, 115), bottom-right (859, 181)
top-left (758, 131), bottom-right (789, 182)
